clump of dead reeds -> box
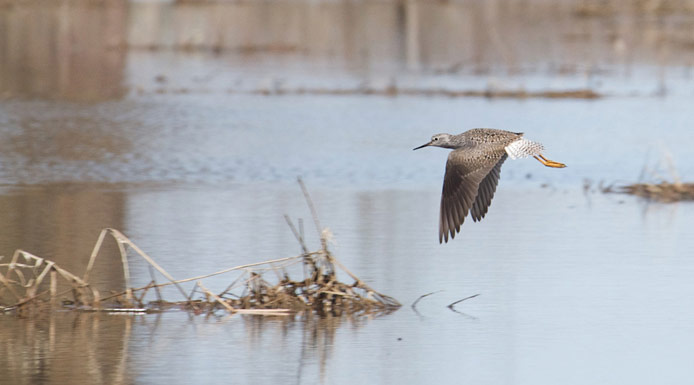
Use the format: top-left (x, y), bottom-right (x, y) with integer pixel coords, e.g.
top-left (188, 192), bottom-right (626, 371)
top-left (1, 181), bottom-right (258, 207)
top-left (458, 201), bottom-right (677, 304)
top-left (618, 182), bottom-right (694, 202)
top-left (608, 152), bottom-right (694, 202)
top-left (1, 179), bottom-right (400, 317)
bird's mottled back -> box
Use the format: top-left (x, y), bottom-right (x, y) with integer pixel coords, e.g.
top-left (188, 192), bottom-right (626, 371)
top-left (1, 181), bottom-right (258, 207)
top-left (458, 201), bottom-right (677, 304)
top-left (461, 128), bottom-right (522, 146)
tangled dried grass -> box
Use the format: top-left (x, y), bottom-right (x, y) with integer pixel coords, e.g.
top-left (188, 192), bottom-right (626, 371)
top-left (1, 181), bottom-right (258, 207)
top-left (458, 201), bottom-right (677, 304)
top-left (607, 152), bottom-right (694, 202)
top-left (1, 180), bottom-right (400, 317)
top-left (617, 182), bottom-right (694, 202)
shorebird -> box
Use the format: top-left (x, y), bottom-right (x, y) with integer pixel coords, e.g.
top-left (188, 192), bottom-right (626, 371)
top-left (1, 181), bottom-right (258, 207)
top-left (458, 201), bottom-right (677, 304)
top-left (414, 128), bottom-right (566, 243)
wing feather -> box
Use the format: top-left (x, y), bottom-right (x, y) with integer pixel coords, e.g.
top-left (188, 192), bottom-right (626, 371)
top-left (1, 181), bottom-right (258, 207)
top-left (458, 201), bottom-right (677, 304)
top-left (439, 150), bottom-right (507, 243)
top-left (471, 154), bottom-right (507, 222)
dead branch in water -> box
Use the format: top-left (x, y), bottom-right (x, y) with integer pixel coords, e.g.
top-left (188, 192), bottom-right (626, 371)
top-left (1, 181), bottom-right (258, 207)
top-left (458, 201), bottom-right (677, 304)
top-left (447, 294), bottom-right (480, 312)
top-left (410, 290), bottom-right (443, 314)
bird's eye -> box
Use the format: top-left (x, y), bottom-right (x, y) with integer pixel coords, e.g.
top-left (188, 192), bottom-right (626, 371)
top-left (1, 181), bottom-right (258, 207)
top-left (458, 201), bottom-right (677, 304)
top-left (433, 137), bottom-right (438, 141)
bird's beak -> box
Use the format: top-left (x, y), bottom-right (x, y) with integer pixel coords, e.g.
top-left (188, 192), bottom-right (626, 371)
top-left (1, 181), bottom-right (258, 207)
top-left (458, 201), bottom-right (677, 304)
top-left (413, 141), bottom-right (432, 151)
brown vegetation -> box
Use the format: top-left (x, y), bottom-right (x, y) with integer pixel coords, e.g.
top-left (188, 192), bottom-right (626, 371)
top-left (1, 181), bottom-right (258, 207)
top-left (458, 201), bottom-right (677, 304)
top-left (604, 155), bottom-right (694, 202)
top-left (618, 182), bottom-right (694, 202)
top-left (248, 86), bottom-right (603, 99)
top-left (1, 181), bottom-right (400, 317)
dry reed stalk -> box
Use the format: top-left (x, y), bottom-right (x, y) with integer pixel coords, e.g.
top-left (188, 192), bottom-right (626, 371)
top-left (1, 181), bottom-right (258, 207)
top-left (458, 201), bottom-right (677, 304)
top-left (1, 250), bottom-right (99, 310)
top-left (0, 270), bottom-right (22, 302)
top-left (125, 254), bottom-right (308, 292)
top-left (85, 228), bottom-right (189, 301)
top-left (284, 214), bottom-right (309, 254)
top-left (298, 177), bottom-right (323, 237)
top-left (196, 281), bottom-right (236, 313)
top-left (83, 228), bottom-right (107, 282)
top-left (50, 270), bottom-right (57, 305)
top-left (115, 238), bottom-right (133, 303)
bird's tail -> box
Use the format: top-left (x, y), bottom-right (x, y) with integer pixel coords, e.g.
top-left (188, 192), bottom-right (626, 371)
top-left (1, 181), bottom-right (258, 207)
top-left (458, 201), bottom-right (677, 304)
top-left (505, 138), bottom-right (544, 160)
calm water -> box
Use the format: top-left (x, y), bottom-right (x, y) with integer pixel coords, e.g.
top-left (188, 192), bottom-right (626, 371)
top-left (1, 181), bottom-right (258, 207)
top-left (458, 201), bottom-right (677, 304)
top-left (2, 1), bottom-right (694, 385)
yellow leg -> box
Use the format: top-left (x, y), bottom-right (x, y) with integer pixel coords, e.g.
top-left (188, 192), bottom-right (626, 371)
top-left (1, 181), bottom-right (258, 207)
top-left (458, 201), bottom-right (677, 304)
top-left (534, 154), bottom-right (566, 168)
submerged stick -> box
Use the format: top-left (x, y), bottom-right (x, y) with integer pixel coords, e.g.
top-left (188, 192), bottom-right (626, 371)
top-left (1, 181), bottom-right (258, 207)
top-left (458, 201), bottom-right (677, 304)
top-left (447, 294), bottom-right (480, 311)
top-left (411, 290), bottom-right (443, 312)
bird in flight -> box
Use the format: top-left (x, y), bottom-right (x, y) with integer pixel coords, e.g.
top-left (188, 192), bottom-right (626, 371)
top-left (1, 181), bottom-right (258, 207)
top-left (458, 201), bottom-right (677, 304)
top-left (414, 128), bottom-right (566, 243)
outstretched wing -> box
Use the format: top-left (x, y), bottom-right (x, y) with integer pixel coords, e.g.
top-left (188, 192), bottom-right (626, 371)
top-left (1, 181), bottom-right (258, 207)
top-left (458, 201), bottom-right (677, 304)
top-left (439, 150), bottom-right (506, 243)
top-left (470, 154), bottom-right (507, 222)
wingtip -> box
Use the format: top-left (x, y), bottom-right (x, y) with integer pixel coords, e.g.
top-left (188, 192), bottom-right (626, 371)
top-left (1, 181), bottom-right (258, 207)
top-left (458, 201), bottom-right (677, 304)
top-left (439, 229), bottom-right (456, 244)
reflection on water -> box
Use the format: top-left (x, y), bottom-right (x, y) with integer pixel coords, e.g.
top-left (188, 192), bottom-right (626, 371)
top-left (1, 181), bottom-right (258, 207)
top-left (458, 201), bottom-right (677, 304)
top-left (0, 184), bottom-right (126, 293)
top-left (3, 0), bottom-right (694, 100)
top-left (0, 1), bottom-right (127, 101)
top-left (0, 313), bottom-right (134, 385)
top-left (128, 0), bottom-right (694, 72)
top-left (239, 314), bottom-right (365, 384)
top-left (0, 310), bottom-right (370, 385)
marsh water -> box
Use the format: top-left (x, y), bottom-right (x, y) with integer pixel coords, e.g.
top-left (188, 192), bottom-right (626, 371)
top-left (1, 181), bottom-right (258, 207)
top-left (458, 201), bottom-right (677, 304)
top-left (2, 1), bottom-right (694, 384)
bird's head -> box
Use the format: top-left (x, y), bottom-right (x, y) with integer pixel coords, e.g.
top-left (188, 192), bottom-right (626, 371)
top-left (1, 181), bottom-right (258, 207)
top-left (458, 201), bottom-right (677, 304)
top-left (413, 133), bottom-right (455, 150)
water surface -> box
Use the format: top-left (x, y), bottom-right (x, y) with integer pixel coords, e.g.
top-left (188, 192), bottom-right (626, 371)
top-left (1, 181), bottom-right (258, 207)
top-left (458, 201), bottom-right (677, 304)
top-left (2, 1), bottom-right (694, 385)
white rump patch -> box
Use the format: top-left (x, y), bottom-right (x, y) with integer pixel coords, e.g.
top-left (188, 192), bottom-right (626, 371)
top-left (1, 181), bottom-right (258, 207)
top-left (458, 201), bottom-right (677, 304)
top-left (505, 138), bottom-right (544, 159)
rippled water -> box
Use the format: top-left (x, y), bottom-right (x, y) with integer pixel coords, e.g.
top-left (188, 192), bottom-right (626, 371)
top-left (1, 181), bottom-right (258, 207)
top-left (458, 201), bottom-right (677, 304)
top-left (3, 1), bottom-right (694, 385)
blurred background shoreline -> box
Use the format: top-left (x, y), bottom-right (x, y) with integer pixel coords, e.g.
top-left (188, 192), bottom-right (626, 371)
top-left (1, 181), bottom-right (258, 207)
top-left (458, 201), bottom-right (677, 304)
top-left (3, 0), bottom-right (694, 101)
